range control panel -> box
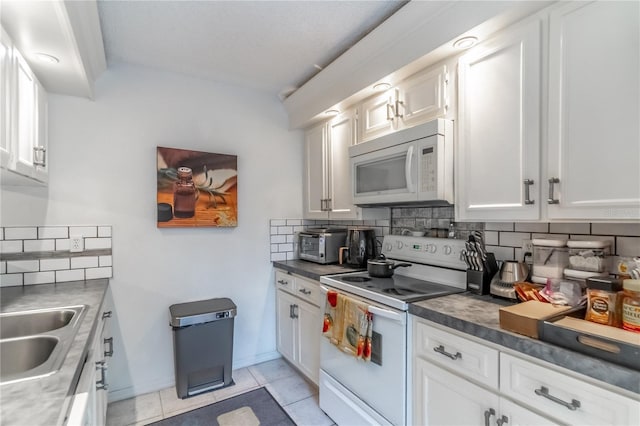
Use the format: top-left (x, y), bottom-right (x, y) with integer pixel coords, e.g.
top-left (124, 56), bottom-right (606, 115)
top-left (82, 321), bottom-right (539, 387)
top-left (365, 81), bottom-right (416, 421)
top-left (381, 235), bottom-right (467, 270)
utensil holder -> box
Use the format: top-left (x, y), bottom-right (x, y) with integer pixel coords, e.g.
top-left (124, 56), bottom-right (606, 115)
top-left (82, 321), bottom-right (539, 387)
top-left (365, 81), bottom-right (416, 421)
top-left (466, 253), bottom-right (499, 295)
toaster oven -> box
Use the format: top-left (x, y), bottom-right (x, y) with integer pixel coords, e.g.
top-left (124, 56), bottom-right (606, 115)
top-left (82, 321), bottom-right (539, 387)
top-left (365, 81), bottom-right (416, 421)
top-left (298, 228), bottom-right (347, 264)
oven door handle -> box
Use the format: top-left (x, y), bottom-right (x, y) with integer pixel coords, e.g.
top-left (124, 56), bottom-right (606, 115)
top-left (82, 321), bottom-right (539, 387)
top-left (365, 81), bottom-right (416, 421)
top-left (320, 286), bottom-right (406, 325)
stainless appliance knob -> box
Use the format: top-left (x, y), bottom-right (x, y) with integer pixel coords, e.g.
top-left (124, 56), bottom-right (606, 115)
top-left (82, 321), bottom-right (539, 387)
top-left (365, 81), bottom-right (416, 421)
top-left (444, 245), bottom-right (452, 255)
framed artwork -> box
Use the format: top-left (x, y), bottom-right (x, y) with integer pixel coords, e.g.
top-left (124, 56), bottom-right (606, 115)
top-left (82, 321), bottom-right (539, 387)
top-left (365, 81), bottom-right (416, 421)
top-left (157, 146), bottom-right (238, 227)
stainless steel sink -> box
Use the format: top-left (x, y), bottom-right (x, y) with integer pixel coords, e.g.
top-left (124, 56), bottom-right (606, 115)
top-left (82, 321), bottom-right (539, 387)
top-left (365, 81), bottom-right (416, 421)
top-left (0, 306), bottom-right (84, 339)
top-left (0, 305), bottom-right (87, 385)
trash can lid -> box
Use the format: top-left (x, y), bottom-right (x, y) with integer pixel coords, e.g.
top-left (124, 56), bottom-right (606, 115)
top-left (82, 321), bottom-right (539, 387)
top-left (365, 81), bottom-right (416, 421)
top-left (169, 297), bottom-right (237, 327)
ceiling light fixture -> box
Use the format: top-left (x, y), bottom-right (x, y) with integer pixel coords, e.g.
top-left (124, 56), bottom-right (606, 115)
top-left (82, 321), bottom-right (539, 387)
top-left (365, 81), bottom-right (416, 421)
top-left (325, 109), bottom-right (340, 115)
top-left (34, 53), bottom-right (60, 64)
top-left (373, 82), bottom-right (391, 91)
top-left (453, 36), bottom-right (478, 50)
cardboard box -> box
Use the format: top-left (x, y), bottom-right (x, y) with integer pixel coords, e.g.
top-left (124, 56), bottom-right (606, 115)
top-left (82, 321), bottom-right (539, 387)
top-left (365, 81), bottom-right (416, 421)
top-left (499, 301), bottom-right (573, 338)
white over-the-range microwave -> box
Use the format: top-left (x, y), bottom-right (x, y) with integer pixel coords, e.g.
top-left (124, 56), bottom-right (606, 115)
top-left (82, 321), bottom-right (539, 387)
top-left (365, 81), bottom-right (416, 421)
top-left (349, 118), bottom-right (454, 206)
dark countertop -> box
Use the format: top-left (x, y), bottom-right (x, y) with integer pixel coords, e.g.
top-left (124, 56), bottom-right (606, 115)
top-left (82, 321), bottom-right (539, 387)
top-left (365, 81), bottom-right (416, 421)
top-left (273, 259), bottom-right (365, 281)
top-left (410, 293), bottom-right (640, 396)
top-left (0, 280), bottom-right (109, 426)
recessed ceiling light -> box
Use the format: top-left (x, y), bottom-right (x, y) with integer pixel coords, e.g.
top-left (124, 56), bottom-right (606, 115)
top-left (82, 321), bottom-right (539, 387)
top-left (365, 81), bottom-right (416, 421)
top-left (453, 36), bottom-right (478, 50)
top-left (325, 109), bottom-right (340, 115)
top-left (373, 82), bottom-right (391, 91)
top-left (34, 53), bottom-right (60, 64)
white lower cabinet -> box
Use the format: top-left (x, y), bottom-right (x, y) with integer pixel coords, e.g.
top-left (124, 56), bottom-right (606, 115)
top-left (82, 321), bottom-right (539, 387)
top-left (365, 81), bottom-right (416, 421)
top-left (275, 269), bottom-right (321, 384)
top-left (411, 317), bottom-right (638, 426)
top-left (66, 292), bottom-right (114, 426)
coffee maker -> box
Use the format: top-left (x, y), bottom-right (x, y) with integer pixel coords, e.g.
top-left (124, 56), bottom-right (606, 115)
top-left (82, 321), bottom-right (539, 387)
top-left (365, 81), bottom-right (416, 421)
top-left (339, 227), bottom-right (378, 268)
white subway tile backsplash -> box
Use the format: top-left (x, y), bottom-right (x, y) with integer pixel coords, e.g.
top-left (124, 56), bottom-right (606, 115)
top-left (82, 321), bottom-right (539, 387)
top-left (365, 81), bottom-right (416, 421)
top-left (1, 240), bottom-right (22, 253)
top-left (293, 226), bottom-right (304, 233)
top-left (376, 219), bottom-right (390, 227)
top-left (7, 260), bottom-right (39, 273)
top-left (71, 257), bottom-right (99, 269)
top-left (286, 251), bottom-right (297, 260)
top-left (0, 261), bottom-right (4, 274)
top-left (487, 245), bottom-right (515, 262)
top-left (286, 235), bottom-right (295, 243)
top-left (271, 244), bottom-right (279, 252)
top-left (270, 219), bottom-right (286, 226)
top-left (56, 239), bottom-right (70, 251)
top-left (24, 239), bottom-right (55, 252)
top-left (69, 226), bottom-right (97, 238)
top-left (0, 228), bottom-right (3, 240)
top-left (484, 231), bottom-right (499, 246)
top-left (24, 271), bottom-right (55, 285)
top-left (1, 274), bottom-right (23, 287)
top-left (270, 235), bottom-right (286, 244)
top-left (286, 219), bottom-right (301, 226)
top-left (532, 233), bottom-right (569, 241)
top-left (499, 232), bottom-right (531, 247)
top-left (270, 227), bottom-right (278, 235)
top-left (40, 258), bottom-right (71, 271)
top-left (98, 226), bottom-right (112, 237)
top-left (485, 222), bottom-right (514, 231)
top-left (278, 243), bottom-right (293, 252)
top-left (84, 238), bottom-right (111, 250)
top-left (549, 223), bottom-right (590, 235)
top-left (38, 227), bottom-right (69, 239)
top-left (271, 252), bottom-right (286, 261)
top-left (4, 227), bottom-right (37, 240)
top-left (99, 256), bottom-right (112, 267)
top-left (85, 267), bottom-right (112, 280)
top-left (514, 223), bottom-right (548, 233)
top-left (56, 269), bottom-right (85, 283)
top-left (592, 223), bottom-right (640, 237)
top-left (617, 237), bottom-right (640, 257)
top-left (277, 226), bottom-right (293, 235)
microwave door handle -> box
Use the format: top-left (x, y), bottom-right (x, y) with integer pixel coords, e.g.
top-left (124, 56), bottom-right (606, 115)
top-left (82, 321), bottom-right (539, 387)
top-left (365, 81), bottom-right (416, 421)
top-left (405, 145), bottom-right (415, 193)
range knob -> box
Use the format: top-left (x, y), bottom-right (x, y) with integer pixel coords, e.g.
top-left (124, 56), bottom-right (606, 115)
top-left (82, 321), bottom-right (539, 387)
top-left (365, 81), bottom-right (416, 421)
top-left (443, 245), bottom-right (452, 255)
top-left (384, 243), bottom-right (393, 252)
top-left (425, 244), bottom-right (437, 253)
top-left (396, 241), bottom-right (404, 249)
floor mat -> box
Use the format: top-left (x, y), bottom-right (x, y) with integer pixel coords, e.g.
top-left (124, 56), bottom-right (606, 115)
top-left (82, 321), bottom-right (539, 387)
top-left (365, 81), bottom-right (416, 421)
top-left (147, 387), bottom-right (296, 426)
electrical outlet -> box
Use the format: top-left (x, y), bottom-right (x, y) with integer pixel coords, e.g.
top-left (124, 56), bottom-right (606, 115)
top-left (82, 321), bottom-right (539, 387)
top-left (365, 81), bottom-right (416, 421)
top-left (522, 239), bottom-right (533, 253)
top-left (70, 235), bottom-right (84, 253)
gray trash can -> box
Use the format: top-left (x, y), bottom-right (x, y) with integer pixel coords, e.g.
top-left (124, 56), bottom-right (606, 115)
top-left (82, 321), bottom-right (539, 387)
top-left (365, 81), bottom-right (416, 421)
top-left (169, 297), bottom-right (237, 399)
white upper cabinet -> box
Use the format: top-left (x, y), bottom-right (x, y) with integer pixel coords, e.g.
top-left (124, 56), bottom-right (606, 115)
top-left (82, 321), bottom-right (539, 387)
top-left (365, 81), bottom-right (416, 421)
top-left (0, 26), bottom-right (48, 185)
top-left (546, 0), bottom-right (640, 220)
top-left (456, 19), bottom-right (543, 221)
top-left (358, 65), bottom-right (448, 143)
top-left (303, 109), bottom-right (360, 220)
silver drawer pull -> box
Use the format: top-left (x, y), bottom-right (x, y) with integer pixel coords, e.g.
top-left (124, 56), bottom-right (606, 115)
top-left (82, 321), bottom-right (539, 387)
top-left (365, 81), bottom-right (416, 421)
top-left (483, 408), bottom-right (495, 426)
top-left (298, 288), bottom-right (311, 295)
top-left (433, 345), bottom-right (461, 360)
top-left (95, 360), bottom-right (108, 390)
top-left (277, 279), bottom-right (289, 285)
top-left (547, 177), bottom-right (560, 204)
top-left (497, 415), bottom-right (509, 426)
top-left (102, 311), bottom-right (112, 319)
top-left (534, 386), bottom-right (580, 411)
top-left (104, 337), bottom-right (114, 357)
top-left (523, 179), bottom-right (535, 205)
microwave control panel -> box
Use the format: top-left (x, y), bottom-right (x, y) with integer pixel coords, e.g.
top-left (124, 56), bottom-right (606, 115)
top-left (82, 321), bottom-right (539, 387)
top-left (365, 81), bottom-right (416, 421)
top-left (420, 146), bottom-right (437, 193)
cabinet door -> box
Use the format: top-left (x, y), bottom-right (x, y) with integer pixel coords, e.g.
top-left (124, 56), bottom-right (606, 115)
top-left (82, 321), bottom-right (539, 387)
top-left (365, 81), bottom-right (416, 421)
top-left (358, 90), bottom-right (396, 143)
top-left (13, 49), bottom-right (38, 179)
top-left (397, 65), bottom-right (447, 128)
top-left (295, 298), bottom-right (321, 385)
top-left (414, 357), bottom-right (500, 426)
top-left (0, 27), bottom-right (13, 169)
top-left (456, 19), bottom-right (542, 221)
top-left (32, 80), bottom-right (48, 183)
top-left (327, 110), bottom-right (359, 219)
top-left (303, 123), bottom-right (329, 219)
top-left (547, 1), bottom-right (640, 219)
top-left (276, 289), bottom-right (296, 363)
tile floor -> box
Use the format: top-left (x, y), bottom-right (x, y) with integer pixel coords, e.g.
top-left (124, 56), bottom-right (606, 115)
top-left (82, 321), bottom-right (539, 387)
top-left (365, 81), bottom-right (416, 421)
top-left (105, 358), bottom-right (335, 426)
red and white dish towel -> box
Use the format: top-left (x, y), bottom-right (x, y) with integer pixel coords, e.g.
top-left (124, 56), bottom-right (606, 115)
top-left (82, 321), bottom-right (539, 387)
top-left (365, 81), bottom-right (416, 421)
top-left (322, 290), bottom-right (373, 361)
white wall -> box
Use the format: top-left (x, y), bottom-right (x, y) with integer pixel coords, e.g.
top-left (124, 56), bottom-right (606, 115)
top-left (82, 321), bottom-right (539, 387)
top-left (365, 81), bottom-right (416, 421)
top-left (1, 64), bottom-right (304, 400)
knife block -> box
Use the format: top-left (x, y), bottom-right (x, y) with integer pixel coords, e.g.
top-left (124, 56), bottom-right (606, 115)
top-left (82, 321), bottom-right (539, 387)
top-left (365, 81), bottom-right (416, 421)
top-left (466, 253), bottom-right (499, 295)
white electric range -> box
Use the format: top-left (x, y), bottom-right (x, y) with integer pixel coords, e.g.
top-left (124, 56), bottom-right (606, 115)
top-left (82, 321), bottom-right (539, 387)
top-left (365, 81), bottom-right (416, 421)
top-left (319, 235), bottom-right (467, 426)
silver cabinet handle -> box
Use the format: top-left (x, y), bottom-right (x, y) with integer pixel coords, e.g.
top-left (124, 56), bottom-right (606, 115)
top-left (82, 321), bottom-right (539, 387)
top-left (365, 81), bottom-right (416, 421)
top-left (102, 311), bottom-right (112, 319)
top-left (326, 198), bottom-right (332, 211)
top-left (547, 177), bottom-right (560, 204)
top-left (534, 386), bottom-right (580, 411)
top-left (298, 288), bottom-right (311, 295)
top-left (289, 304), bottom-right (294, 318)
top-left (433, 345), bottom-right (461, 360)
top-left (33, 147), bottom-right (46, 167)
top-left (523, 179), bottom-right (535, 205)
top-left (292, 304), bottom-right (299, 319)
top-left (277, 279), bottom-right (289, 286)
top-left (496, 415), bottom-right (509, 426)
top-left (386, 103), bottom-right (395, 121)
top-left (484, 408), bottom-right (495, 426)
top-left (395, 99), bottom-right (404, 118)
top-left (95, 360), bottom-right (108, 390)
top-left (104, 337), bottom-right (114, 357)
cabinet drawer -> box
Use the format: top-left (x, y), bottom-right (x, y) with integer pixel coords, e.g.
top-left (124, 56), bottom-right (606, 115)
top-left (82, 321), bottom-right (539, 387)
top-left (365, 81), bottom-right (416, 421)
top-left (413, 319), bottom-right (499, 389)
top-left (500, 353), bottom-right (640, 425)
top-left (275, 270), bottom-right (295, 292)
top-left (294, 276), bottom-right (321, 307)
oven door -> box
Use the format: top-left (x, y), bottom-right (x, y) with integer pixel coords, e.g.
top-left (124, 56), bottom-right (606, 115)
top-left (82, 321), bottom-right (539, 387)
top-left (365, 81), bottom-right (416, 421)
top-left (319, 285), bottom-right (407, 426)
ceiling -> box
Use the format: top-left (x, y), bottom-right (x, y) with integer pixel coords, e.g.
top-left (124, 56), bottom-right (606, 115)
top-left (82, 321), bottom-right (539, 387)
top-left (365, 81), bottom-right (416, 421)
top-left (97, 0), bottom-right (407, 99)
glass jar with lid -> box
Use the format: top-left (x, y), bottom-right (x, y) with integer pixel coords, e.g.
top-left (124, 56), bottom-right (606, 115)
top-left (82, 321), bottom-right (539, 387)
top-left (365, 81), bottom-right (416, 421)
top-left (567, 240), bottom-right (611, 273)
top-left (621, 279), bottom-right (640, 333)
top-left (532, 239), bottom-right (569, 279)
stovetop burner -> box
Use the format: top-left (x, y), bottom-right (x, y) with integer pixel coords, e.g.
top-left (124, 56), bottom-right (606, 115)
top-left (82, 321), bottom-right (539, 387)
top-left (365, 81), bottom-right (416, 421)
top-left (342, 276), bottom-right (372, 283)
